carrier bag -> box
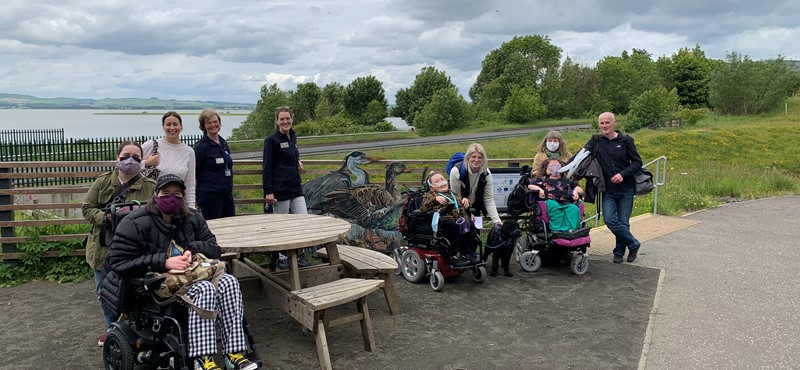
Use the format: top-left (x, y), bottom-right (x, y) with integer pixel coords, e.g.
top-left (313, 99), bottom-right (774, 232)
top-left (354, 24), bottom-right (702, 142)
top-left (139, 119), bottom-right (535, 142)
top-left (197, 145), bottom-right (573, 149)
top-left (635, 168), bottom-right (654, 195)
top-left (155, 253), bottom-right (226, 319)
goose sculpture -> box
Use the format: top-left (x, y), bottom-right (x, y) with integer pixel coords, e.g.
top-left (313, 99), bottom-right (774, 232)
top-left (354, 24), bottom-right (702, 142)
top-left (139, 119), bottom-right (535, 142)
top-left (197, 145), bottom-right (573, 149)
top-left (303, 151), bottom-right (380, 213)
top-left (312, 161), bottom-right (410, 229)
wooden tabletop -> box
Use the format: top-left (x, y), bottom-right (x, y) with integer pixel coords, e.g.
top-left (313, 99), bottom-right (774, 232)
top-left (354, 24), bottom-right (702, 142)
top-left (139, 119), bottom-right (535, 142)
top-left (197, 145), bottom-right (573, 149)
top-left (206, 214), bottom-right (352, 253)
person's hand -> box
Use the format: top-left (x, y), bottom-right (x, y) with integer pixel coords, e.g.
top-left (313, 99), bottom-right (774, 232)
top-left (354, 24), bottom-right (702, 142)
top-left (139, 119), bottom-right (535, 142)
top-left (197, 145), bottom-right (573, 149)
top-left (265, 194), bottom-right (276, 205)
top-left (611, 173), bottom-right (624, 184)
top-left (435, 195), bottom-right (446, 204)
top-left (145, 153), bottom-right (159, 167)
top-left (460, 198), bottom-right (470, 208)
top-left (165, 251), bottom-right (191, 270)
top-left (572, 191), bottom-right (580, 200)
top-left (298, 160), bottom-right (305, 174)
top-left (494, 221), bottom-right (503, 227)
top-left (539, 190), bottom-right (545, 198)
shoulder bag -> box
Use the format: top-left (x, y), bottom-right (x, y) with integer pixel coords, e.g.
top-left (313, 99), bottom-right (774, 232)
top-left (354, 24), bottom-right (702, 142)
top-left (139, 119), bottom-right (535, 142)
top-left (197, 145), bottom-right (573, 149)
top-left (154, 253), bottom-right (226, 319)
top-left (635, 167), bottom-right (655, 195)
top-left (141, 139), bottom-right (161, 180)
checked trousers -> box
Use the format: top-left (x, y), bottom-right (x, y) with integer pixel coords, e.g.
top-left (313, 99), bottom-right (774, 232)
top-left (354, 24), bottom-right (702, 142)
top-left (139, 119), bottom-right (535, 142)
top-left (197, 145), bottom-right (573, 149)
top-left (186, 273), bottom-right (249, 357)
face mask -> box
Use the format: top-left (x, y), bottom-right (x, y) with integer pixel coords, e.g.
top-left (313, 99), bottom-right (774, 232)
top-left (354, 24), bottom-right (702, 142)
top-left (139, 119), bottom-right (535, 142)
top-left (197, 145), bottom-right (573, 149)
top-left (432, 180), bottom-right (448, 188)
top-left (155, 194), bottom-right (183, 215)
top-left (116, 157), bottom-right (142, 175)
top-left (546, 142), bottom-right (560, 152)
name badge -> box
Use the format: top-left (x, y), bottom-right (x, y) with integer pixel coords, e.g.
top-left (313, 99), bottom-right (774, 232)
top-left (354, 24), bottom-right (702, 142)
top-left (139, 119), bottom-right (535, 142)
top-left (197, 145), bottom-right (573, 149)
top-left (215, 157), bottom-right (224, 164)
top-left (225, 168), bottom-right (232, 177)
top-left (280, 142), bottom-right (289, 149)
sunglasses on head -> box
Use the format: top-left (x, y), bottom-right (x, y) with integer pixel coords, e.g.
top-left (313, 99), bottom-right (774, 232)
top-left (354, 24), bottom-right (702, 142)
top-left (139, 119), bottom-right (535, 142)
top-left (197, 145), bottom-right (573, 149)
top-left (119, 155), bottom-right (142, 162)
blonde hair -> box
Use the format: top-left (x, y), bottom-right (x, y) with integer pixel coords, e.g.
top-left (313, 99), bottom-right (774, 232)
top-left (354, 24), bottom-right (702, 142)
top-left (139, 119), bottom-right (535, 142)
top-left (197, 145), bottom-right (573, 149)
top-left (464, 143), bottom-right (488, 173)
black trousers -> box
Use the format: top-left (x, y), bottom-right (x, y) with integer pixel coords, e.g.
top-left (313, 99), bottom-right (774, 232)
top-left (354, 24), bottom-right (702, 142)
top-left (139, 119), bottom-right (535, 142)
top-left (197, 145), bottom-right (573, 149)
top-left (197, 191), bottom-right (235, 220)
top-left (439, 220), bottom-right (476, 257)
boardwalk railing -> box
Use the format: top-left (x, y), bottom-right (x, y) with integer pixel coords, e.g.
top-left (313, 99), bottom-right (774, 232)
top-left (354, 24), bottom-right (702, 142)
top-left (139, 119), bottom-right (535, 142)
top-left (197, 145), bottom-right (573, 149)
top-left (0, 158), bottom-right (533, 261)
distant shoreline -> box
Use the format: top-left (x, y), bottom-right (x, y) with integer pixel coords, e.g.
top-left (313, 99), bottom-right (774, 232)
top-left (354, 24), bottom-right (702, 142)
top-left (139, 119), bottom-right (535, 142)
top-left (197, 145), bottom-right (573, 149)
top-left (94, 111), bottom-right (251, 116)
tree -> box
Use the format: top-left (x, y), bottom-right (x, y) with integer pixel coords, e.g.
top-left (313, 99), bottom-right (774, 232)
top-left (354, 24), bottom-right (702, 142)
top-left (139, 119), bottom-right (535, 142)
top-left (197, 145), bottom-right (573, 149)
top-left (470, 35), bottom-right (561, 110)
top-left (626, 87), bottom-right (679, 131)
top-left (502, 86), bottom-right (546, 124)
top-left (344, 76), bottom-right (387, 125)
top-left (362, 100), bottom-right (387, 126)
top-left (291, 82), bottom-right (321, 122)
top-left (230, 84), bottom-right (289, 140)
top-left (392, 66), bottom-right (456, 126)
top-left (671, 45), bottom-right (711, 109)
top-left (316, 82), bottom-right (346, 118)
top-left (596, 49), bottom-right (660, 114)
top-left (709, 52), bottom-right (800, 115)
top-left (414, 88), bottom-right (470, 136)
top-left (540, 57), bottom-right (602, 119)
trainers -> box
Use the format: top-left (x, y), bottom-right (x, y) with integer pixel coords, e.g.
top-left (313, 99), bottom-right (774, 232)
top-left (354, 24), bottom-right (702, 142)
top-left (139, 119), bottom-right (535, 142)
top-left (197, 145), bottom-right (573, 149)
top-left (613, 255), bottom-right (624, 264)
top-left (297, 255), bottom-right (310, 268)
top-left (225, 352), bottom-right (258, 370)
top-left (97, 332), bottom-right (107, 347)
top-left (627, 247), bottom-right (639, 263)
top-left (195, 355), bottom-right (222, 370)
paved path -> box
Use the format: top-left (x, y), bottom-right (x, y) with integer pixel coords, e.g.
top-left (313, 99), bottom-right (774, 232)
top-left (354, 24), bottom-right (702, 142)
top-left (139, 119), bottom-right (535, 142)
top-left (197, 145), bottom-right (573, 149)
top-left (626, 197), bottom-right (800, 369)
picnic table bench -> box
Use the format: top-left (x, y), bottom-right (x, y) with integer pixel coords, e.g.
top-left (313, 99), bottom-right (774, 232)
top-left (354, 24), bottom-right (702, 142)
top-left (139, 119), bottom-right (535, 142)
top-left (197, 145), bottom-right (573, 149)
top-left (317, 244), bottom-right (401, 315)
top-left (207, 214), bottom-right (385, 370)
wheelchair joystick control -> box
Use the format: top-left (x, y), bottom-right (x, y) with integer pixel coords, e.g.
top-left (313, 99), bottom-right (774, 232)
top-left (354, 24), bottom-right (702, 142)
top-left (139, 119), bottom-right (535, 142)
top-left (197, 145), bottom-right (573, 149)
top-left (137, 350), bottom-right (154, 363)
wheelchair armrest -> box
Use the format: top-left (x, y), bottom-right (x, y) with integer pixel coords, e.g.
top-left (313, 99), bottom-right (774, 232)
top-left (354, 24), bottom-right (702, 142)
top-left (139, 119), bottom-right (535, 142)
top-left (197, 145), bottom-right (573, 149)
top-left (129, 272), bottom-right (166, 292)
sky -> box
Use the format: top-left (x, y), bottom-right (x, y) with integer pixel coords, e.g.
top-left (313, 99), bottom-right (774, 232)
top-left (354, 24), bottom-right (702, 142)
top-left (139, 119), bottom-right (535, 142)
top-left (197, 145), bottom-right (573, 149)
top-left (2, 0), bottom-right (798, 105)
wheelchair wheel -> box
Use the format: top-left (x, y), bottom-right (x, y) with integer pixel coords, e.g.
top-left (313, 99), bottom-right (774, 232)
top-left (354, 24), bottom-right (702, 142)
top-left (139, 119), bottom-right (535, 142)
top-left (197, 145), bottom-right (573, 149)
top-left (519, 251), bottom-right (542, 273)
top-left (430, 270), bottom-right (445, 292)
top-left (401, 249), bottom-right (427, 283)
top-left (570, 253), bottom-right (589, 276)
top-left (473, 265), bottom-right (486, 283)
top-left (514, 236), bottom-right (527, 262)
top-left (103, 328), bottom-right (134, 370)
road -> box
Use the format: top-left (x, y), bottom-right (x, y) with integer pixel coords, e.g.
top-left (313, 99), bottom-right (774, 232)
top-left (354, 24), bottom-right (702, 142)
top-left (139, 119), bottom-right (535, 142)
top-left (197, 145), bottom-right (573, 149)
top-left (231, 123), bottom-right (591, 159)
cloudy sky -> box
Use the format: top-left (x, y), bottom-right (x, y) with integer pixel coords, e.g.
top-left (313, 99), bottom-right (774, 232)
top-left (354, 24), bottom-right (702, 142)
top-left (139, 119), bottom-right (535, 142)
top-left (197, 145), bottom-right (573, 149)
top-left (2, 0), bottom-right (798, 104)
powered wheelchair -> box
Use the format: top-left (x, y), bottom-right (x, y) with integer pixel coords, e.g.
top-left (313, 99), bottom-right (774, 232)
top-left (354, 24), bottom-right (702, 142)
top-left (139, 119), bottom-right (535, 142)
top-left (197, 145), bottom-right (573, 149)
top-left (395, 186), bottom-right (487, 292)
top-left (102, 273), bottom-right (260, 370)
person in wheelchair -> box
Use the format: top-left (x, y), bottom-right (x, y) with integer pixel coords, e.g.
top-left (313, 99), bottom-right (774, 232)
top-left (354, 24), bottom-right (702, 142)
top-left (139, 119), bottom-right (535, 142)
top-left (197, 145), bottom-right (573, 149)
top-left (99, 174), bottom-right (258, 370)
top-left (418, 172), bottom-right (480, 266)
top-left (527, 159), bottom-right (584, 233)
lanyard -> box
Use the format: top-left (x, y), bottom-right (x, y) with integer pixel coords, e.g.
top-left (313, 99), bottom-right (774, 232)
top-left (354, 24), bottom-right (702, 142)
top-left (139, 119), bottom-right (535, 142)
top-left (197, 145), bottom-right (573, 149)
top-left (438, 192), bottom-right (459, 212)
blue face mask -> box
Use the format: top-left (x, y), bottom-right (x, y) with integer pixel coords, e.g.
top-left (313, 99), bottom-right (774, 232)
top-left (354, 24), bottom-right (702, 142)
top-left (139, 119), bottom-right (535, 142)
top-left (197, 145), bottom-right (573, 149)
top-left (431, 212), bottom-right (440, 233)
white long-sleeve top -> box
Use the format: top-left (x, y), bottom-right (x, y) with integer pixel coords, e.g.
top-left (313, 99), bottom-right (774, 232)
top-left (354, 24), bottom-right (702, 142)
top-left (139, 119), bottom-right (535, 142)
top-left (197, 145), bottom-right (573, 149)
top-left (142, 138), bottom-right (196, 209)
top-left (449, 167), bottom-right (501, 224)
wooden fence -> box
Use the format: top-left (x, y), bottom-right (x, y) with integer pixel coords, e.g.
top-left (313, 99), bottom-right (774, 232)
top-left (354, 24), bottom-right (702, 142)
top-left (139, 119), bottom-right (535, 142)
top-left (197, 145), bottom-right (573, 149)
top-left (0, 158), bottom-right (533, 261)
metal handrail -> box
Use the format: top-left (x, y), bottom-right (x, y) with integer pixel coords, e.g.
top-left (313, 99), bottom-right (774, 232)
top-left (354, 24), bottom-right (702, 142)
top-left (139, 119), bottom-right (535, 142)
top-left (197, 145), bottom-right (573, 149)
top-left (583, 156), bottom-right (668, 228)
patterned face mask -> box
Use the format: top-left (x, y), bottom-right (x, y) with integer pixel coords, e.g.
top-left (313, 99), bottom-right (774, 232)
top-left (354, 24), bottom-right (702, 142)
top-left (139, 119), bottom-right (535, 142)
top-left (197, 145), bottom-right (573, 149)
top-left (116, 156), bottom-right (143, 175)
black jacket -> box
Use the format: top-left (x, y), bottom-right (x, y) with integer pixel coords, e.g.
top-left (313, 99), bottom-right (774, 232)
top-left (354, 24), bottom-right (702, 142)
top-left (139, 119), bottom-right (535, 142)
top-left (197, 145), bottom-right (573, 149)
top-left (98, 207), bottom-right (220, 317)
top-left (581, 132), bottom-right (642, 194)
top-left (194, 134), bottom-right (233, 194)
top-left (262, 129), bottom-right (302, 197)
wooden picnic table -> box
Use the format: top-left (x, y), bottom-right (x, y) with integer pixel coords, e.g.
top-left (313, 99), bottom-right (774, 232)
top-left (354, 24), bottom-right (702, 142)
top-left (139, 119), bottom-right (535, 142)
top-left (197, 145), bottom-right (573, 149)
top-left (206, 214), bottom-right (383, 370)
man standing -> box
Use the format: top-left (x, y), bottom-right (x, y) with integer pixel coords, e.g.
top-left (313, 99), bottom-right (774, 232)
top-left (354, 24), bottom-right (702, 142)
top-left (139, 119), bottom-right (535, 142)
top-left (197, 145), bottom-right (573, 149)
top-left (586, 112), bottom-right (643, 263)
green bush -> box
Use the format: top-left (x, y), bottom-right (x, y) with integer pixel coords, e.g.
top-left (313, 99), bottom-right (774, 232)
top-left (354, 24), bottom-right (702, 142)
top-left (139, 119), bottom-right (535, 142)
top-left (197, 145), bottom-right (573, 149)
top-left (675, 107), bottom-right (710, 126)
top-left (414, 88), bottom-right (470, 136)
top-left (626, 87), bottom-right (679, 131)
top-left (501, 86), bottom-right (546, 124)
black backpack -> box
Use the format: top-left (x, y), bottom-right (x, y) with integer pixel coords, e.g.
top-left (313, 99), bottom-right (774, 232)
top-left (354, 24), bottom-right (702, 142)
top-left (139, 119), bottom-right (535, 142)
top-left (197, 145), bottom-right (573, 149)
top-left (506, 166), bottom-right (531, 217)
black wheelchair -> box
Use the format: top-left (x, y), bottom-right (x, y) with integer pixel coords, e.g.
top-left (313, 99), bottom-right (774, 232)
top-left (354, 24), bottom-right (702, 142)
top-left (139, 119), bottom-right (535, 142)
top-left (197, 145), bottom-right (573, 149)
top-left (102, 273), bottom-right (261, 370)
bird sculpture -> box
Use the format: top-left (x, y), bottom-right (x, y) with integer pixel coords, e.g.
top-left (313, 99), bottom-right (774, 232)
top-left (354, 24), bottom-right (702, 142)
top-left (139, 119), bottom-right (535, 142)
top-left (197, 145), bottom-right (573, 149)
top-left (312, 161), bottom-right (410, 229)
top-left (303, 151), bottom-right (380, 213)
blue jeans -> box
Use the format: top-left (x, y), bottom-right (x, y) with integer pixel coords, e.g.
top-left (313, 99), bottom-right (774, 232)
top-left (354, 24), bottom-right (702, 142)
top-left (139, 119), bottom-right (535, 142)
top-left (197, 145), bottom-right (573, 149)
top-left (601, 189), bottom-right (640, 257)
top-left (94, 269), bottom-right (116, 329)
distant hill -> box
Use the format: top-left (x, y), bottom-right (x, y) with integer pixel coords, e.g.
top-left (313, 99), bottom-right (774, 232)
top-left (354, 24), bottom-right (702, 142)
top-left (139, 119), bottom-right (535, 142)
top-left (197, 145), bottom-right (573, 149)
top-left (0, 93), bottom-right (255, 110)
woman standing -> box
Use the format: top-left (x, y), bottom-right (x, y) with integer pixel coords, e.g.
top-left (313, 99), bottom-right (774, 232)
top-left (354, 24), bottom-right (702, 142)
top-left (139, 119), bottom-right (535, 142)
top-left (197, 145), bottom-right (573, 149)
top-left (194, 109), bottom-right (234, 219)
top-left (142, 111), bottom-right (197, 209)
top-left (99, 174), bottom-right (257, 370)
top-left (262, 107), bottom-right (306, 214)
top-left (448, 143), bottom-right (502, 228)
top-left (531, 130), bottom-right (572, 177)
top-left (82, 140), bottom-right (156, 347)
top-left (262, 106), bottom-right (308, 266)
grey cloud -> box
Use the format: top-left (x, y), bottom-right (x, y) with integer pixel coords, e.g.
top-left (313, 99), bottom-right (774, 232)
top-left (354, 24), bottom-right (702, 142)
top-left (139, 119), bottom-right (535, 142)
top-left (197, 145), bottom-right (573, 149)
top-left (388, 0), bottom-right (492, 22)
